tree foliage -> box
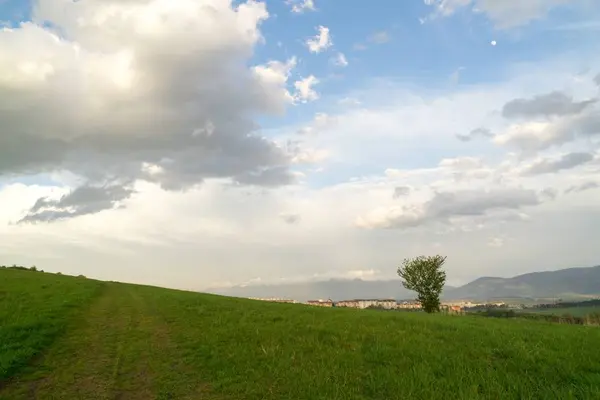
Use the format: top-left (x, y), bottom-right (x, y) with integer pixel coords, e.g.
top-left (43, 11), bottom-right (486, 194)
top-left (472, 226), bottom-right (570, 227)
top-left (397, 255), bottom-right (447, 313)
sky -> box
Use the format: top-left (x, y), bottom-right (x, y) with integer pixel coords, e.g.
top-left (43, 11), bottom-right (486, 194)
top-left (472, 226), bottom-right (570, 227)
top-left (1, 0), bottom-right (600, 291)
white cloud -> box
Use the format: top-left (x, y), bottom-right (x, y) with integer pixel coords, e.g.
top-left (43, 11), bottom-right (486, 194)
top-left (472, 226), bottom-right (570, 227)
top-left (423, 0), bottom-right (471, 17)
top-left (424, 0), bottom-right (575, 28)
top-left (2, 8), bottom-right (600, 293)
top-left (553, 20), bottom-right (600, 32)
top-left (338, 97), bottom-right (362, 106)
top-left (291, 147), bottom-right (330, 164)
top-left (502, 91), bottom-right (597, 119)
top-left (439, 156), bottom-right (484, 170)
top-left (279, 212), bottom-right (300, 224)
top-left (296, 112), bottom-right (338, 135)
top-left (565, 181), bottom-right (600, 194)
top-left (369, 31), bottom-right (391, 44)
top-left (494, 107), bottom-right (600, 152)
top-left (225, 268), bottom-right (384, 288)
top-left (331, 52), bottom-right (348, 67)
top-left (393, 186), bottom-right (411, 198)
top-left (518, 152), bottom-right (595, 176)
top-left (356, 188), bottom-right (543, 230)
top-left (288, 0), bottom-right (316, 13)
top-left (314, 113), bottom-right (338, 128)
top-left (487, 237), bottom-right (505, 247)
top-left (293, 75), bottom-right (320, 103)
top-left (306, 25), bottom-right (332, 53)
top-left (486, 80), bottom-right (600, 154)
top-left (0, 0), bottom-right (298, 222)
top-left (456, 127), bottom-right (494, 142)
top-left (253, 57), bottom-right (298, 104)
top-left (353, 30), bottom-right (391, 51)
top-left (346, 269), bottom-right (380, 279)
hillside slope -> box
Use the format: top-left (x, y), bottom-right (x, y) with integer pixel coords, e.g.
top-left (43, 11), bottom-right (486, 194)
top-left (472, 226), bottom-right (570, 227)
top-left (0, 268), bottom-right (103, 381)
top-left (2, 269), bottom-right (600, 399)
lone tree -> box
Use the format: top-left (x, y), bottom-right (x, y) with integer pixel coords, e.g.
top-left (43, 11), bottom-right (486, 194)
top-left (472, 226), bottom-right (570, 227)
top-left (397, 255), bottom-right (447, 313)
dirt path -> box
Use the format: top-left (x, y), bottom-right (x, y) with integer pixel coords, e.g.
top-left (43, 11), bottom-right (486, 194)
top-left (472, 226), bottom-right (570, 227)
top-left (0, 284), bottom-right (213, 400)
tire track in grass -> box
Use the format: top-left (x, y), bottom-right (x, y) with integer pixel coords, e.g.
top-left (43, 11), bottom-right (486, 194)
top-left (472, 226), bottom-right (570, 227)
top-left (121, 288), bottom-right (220, 400)
top-left (0, 283), bottom-right (136, 399)
top-left (99, 286), bottom-right (220, 399)
top-left (0, 284), bottom-right (221, 400)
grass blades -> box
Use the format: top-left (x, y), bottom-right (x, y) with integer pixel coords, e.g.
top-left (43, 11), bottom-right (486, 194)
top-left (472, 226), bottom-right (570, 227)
top-left (2, 269), bottom-right (600, 399)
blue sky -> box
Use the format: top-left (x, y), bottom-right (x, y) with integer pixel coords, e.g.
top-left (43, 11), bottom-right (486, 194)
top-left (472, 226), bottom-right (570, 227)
top-left (2, 1), bottom-right (598, 82)
top-left (253, 0), bottom-right (600, 174)
top-left (2, 1), bottom-right (598, 128)
top-left (1, 0), bottom-right (600, 289)
top-left (251, 0), bottom-right (598, 96)
top-left (252, 0), bottom-right (600, 187)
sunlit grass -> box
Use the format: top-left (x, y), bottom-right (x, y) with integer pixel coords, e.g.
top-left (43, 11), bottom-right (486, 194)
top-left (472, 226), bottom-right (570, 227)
top-left (520, 306), bottom-right (600, 317)
top-left (2, 269), bottom-right (600, 399)
top-left (0, 268), bottom-right (102, 381)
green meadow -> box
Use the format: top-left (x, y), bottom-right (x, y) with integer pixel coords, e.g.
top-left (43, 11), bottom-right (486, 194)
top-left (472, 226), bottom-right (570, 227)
top-left (1, 268), bottom-right (600, 399)
top-left (521, 306), bottom-right (600, 317)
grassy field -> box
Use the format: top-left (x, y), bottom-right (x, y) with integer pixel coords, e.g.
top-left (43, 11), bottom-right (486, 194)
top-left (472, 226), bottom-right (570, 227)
top-left (520, 306), bottom-right (600, 317)
top-left (0, 269), bottom-right (102, 382)
top-left (2, 269), bottom-right (600, 399)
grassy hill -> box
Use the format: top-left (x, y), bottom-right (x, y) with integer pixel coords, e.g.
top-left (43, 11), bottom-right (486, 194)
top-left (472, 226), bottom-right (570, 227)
top-left (2, 268), bottom-right (600, 399)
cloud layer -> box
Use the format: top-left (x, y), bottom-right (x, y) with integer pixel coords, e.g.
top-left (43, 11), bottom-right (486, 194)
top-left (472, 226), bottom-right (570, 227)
top-left (424, 0), bottom-right (575, 28)
top-left (1, 0), bottom-right (599, 291)
top-left (1, 0), bottom-right (298, 221)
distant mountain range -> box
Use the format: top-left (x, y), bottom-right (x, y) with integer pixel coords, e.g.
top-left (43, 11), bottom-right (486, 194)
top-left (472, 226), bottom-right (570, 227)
top-left (445, 265), bottom-right (600, 301)
top-left (208, 265), bottom-right (600, 302)
top-left (209, 279), bottom-right (421, 302)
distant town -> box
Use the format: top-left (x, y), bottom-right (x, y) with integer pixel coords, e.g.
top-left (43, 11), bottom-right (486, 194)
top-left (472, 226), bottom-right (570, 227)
top-left (248, 297), bottom-right (509, 313)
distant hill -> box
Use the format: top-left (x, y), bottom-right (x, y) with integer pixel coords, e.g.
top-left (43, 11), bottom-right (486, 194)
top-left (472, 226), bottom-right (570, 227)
top-left (444, 265), bottom-right (600, 301)
top-left (209, 265), bottom-right (600, 302)
top-left (208, 278), bottom-right (434, 302)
